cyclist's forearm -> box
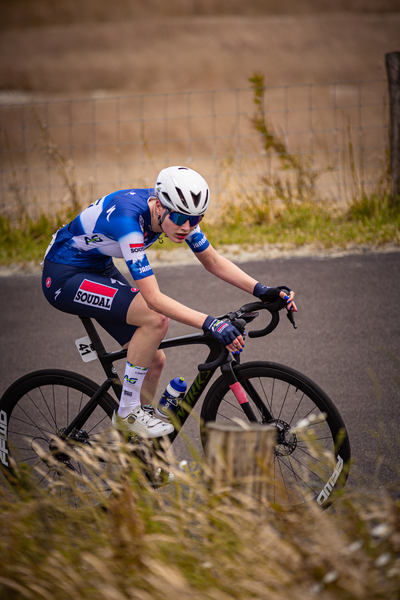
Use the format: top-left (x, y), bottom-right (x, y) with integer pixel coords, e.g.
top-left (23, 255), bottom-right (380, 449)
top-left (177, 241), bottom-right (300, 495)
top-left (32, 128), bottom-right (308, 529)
top-left (154, 295), bottom-right (208, 329)
top-left (141, 287), bottom-right (208, 330)
top-left (204, 254), bottom-right (258, 294)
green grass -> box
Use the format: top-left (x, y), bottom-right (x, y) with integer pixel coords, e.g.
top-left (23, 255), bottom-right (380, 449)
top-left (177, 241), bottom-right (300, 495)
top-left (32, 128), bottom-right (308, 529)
top-left (203, 195), bottom-right (400, 249)
top-left (0, 212), bottom-right (67, 266)
top-left (1, 195), bottom-right (399, 267)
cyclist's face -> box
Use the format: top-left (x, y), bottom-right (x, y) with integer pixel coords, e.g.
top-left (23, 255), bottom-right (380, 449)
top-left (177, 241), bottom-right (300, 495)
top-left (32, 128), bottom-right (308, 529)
top-left (158, 203), bottom-right (198, 243)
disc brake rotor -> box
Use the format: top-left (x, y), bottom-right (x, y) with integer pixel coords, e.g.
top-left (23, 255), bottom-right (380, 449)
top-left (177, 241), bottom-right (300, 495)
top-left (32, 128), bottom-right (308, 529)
top-left (269, 419), bottom-right (298, 456)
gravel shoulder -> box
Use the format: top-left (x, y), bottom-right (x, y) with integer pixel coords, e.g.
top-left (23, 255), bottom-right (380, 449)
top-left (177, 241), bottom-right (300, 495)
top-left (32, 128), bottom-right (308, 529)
top-left (1, 242), bottom-right (399, 277)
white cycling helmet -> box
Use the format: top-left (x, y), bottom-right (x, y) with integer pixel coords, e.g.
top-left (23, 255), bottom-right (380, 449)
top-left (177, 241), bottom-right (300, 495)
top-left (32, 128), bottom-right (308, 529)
top-left (154, 166), bottom-right (210, 216)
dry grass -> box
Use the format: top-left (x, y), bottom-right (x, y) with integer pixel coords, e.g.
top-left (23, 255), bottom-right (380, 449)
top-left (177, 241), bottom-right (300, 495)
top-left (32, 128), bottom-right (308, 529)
top-left (1, 351), bottom-right (399, 599)
top-left (1, 436), bottom-right (400, 600)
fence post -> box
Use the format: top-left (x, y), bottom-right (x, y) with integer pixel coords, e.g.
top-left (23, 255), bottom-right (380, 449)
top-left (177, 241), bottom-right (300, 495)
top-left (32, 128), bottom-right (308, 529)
top-left (203, 421), bottom-right (276, 504)
top-left (385, 52), bottom-right (400, 205)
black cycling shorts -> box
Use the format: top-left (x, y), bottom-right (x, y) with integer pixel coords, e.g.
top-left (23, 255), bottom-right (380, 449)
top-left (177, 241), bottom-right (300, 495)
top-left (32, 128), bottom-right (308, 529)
top-left (42, 259), bottom-right (139, 346)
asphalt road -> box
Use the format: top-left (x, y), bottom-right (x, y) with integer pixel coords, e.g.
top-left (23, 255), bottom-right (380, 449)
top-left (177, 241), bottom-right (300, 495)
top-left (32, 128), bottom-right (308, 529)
top-left (1, 250), bottom-right (400, 491)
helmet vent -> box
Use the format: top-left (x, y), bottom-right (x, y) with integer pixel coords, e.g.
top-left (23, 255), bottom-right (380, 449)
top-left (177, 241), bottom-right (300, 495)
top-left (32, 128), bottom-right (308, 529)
top-left (162, 192), bottom-right (172, 203)
top-left (200, 189), bottom-right (209, 210)
top-left (176, 187), bottom-right (189, 209)
top-left (191, 191), bottom-right (201, 208)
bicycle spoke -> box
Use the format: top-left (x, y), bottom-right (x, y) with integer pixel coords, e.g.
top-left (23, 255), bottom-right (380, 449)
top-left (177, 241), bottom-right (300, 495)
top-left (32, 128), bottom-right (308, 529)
top-left (277, 455), bottom-right (317, 500)
top-left (2, 372), bottom-right (117, 508)
top-left (259, 379), bottom-right (271, 414)
top-left (288, 392), bottom-right (306, 425)
top-left (221, 397), bottom-right (249, 415)
top-left (14, 394), bottom-right (57, 438)
top-left (277, 382), bottom-right (290, 421)
top-left (8, 417), bottom-right (54, 439)
top-left (52, 385), bottom-right (57, 430)
top-left (85, 413), bottom-right (111, 436)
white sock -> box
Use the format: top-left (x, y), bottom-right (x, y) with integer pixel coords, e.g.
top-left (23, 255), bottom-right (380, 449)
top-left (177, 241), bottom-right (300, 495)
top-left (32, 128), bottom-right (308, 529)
top-left (118, 361), bottom-right (149, 418)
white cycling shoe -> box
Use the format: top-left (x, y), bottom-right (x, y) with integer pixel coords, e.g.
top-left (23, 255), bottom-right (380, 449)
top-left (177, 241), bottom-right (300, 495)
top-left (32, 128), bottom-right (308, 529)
top-left (112, 405), bottom-right (174, 438)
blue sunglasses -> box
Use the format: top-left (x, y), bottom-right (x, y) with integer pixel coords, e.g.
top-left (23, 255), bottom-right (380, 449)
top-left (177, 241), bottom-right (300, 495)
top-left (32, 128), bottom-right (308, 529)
top-left (165, 208), bottom-right (203, 227)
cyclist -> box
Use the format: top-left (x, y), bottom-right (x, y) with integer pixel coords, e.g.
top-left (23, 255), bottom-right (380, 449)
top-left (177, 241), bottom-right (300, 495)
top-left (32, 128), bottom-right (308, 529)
top-left (42, 166), bottom-right (297, 439)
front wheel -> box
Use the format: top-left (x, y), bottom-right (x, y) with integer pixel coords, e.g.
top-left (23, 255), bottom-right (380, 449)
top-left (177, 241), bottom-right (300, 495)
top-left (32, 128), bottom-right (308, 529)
top-left (0, 369), bottom-right (119, 507)
top-left (201, 361), bottom-right (351, 508)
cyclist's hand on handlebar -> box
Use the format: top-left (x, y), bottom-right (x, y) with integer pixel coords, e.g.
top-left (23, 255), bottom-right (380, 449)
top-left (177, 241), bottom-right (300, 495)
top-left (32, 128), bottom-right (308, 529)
top-left (285, 289), bottom-right (298, 312)
top-left (280, 288), bottom-right (297, 312)
top-left (202, 316), bottom-right (245, 353)
top-left (253, 283), bottom-right (298, 312)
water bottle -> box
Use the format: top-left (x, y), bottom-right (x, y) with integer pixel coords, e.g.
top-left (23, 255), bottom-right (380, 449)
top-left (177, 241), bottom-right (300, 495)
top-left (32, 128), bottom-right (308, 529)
top-left (155, 377), bottom-right (187, 420)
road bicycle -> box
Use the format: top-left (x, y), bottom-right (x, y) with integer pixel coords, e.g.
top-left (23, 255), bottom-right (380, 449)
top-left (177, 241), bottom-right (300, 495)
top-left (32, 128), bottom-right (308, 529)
top-left (0, 287), bottom-right (351, 509)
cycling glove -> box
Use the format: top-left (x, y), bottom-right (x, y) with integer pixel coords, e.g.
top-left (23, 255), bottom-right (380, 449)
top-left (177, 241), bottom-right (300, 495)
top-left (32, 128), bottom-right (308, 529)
top-left (253, 283), bottom-right (282, 303)
top-left (202, 316), bottom-right (241, 345)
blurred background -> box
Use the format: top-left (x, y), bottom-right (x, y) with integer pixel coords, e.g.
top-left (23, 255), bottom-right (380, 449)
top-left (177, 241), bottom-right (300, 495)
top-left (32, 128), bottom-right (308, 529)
top-left (1, 0), bottom-right (399, 219)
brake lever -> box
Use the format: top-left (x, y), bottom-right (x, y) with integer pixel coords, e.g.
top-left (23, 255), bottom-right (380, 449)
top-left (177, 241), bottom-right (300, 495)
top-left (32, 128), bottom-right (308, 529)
top-left (231, 317), bottom-right (247, 334)
top-left (286, 308), bottom-right (297, 329)
top-left (278, 285), bottom-right (297, 330)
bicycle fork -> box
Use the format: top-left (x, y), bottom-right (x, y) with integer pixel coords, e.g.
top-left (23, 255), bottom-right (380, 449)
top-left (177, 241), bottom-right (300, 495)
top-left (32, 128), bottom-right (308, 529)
top-left (221, 361), bottom-right (273, 423)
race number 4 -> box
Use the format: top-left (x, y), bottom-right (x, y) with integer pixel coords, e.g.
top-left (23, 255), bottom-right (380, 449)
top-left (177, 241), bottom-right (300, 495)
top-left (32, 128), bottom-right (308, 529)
top-left (75, 336), bottom-right (98, 363)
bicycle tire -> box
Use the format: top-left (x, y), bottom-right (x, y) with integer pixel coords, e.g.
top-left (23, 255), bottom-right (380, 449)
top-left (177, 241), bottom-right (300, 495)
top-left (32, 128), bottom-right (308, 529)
top-left (201, 361), bottom-right (351, 508)
top-left (0, 369), bottom-right (119, 507)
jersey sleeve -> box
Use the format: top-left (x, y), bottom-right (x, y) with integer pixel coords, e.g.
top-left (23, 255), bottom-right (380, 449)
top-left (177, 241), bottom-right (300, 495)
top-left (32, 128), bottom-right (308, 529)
top-left (185, 226), bottom-right (210, 253)
top-left (98, 195), bottom-right (155, 282)
top-left (118, 231), bottom-right (154, 280)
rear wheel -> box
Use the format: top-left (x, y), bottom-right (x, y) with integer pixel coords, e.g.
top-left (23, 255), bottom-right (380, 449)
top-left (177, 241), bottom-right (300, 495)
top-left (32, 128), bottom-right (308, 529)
top-left (0, 369), bottom-right (119, 507)
top-left (201, 361), bottom-right (351, 508)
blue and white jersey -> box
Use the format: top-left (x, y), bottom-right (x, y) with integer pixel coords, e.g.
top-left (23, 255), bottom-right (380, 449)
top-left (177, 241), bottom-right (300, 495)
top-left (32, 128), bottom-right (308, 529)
top-left (45, 188), bottom-right (210, 281)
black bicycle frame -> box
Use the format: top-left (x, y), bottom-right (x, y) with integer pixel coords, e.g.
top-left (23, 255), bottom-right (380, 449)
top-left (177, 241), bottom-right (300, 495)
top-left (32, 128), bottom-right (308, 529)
top-left (62, 316), bottom-right (274, 441)
top-left (72, 317), bottom-right (226, 443)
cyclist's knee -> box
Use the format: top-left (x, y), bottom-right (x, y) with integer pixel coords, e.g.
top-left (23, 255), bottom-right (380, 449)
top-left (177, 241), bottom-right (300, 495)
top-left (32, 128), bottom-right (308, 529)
top-left (127, 302), bottom-right (169, 336)
top-left (151, 313), bottom-right (169, 337)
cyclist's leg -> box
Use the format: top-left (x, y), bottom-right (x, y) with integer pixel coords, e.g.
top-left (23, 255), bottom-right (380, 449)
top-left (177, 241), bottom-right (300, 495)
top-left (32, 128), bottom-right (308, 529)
top-left (42, 259), bottom-right (168, 402)
top-left (122, 342), bottom-right (166, 406)
top-left (94, 261), bottom-right (169, 370)
top-left (125, 291), bottom-right (169, 369)
top-left (99, 262), bottom-right (168, 406)
top-left (114, 291), bottom-right (169, 419)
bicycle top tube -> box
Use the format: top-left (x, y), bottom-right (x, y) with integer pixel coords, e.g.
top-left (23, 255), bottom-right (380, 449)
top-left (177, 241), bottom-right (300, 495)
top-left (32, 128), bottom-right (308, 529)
top-left (79, 315), bottom-right (221, 368)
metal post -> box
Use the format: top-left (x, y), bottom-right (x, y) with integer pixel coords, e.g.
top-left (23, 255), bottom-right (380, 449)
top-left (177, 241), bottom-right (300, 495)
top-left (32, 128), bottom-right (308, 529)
top-left (385, 52), bottom-right (400, 205)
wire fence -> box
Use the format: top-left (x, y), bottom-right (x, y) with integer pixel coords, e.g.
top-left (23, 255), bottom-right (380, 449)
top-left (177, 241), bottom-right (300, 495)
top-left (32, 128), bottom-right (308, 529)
top-left (0, 78), bottom-right (388, 219)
